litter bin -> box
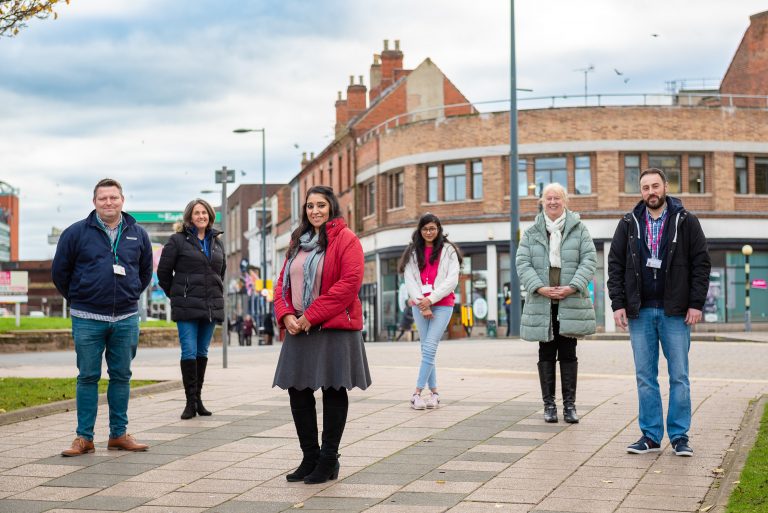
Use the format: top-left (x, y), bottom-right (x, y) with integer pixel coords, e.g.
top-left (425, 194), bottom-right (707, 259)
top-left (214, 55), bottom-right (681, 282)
top-left (486, 320), bottom-right (497, 338)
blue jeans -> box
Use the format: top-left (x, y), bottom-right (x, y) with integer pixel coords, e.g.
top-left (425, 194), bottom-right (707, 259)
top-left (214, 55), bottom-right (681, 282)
top-left (72, 315), bottom-right (139, 441)
top-left (628, 307), bottom-right (691, 444)
top-left (177, 319), bottom-right (215, 360)
top-left (412, 306), bottom-right (453, 391)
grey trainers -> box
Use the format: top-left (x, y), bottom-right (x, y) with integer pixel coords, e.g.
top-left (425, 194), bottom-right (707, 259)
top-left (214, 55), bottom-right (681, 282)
top-left (410, 394), bottom-right (426, 410)
top-left (425, 393), bottom-right (440, 409)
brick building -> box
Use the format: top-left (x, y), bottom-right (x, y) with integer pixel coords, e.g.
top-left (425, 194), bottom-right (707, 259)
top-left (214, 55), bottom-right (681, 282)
top-left (0, 181), bottom-right (20, 262)
top-left (273, 17), bottom-right (768, 339)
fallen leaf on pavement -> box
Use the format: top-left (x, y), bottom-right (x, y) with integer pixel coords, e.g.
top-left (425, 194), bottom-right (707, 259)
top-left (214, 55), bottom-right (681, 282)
top-left (436, 480), bottom-right (446, 484)
top-left (699, 505), bottom-right (713, 512)
top-left (293, 503), bottom-right (304, 509)
top-left (713, 468), bottom-right (725, 474)
top-left (601, 480), bottom-right (613, 483)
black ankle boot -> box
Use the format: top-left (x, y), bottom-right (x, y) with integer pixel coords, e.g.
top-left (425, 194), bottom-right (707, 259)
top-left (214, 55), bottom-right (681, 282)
top-left (180, 359), bottom-right (197, 420)
top-left (195, 356), bottom-right (212, 416)
top-left (286, 406), bottom-right (320, 482)
top-left (537, 361), bottom-right (558, 423)
top-left (560, 360), bottom-right (579, 423)
top-left (303, 450), bottom-right (340, 484)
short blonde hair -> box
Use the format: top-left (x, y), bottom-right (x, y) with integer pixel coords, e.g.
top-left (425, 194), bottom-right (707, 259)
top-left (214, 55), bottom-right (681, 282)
top-left (539, 183), bottom-right (568, 206)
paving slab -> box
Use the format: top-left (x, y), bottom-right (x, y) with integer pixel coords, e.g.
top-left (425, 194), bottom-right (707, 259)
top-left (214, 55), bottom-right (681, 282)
top-left (0, 337), bottom-right (765, 512)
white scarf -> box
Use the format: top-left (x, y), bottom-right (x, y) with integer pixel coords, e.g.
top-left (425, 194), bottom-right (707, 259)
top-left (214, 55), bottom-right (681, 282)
top-left (545, 211), bottom-right (567, 268)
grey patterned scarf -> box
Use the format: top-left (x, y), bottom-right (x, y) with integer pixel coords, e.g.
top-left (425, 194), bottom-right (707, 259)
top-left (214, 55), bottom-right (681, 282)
top-left (282, 231), bottom-right (324, 312)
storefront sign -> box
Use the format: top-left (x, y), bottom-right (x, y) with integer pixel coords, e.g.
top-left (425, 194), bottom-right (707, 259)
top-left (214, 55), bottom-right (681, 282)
top-left (753, 279), bottom-right (767, 289)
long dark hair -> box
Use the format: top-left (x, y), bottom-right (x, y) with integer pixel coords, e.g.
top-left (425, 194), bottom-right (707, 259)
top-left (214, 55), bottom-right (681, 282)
top-left (398, 213), bottom-right (462, 272)
top-left (287, 185), bottom-right (341, 257)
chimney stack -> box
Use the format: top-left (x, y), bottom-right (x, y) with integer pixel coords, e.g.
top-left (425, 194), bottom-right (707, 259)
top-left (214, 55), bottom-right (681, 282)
top-left (346, 73), bottom-right (367, 117)
top-left (369, 53), bottom-right (382, 102)
top-left (335, 90), bottom-right (348, 136)
top-left (379, 38), bottom-right (404, 93)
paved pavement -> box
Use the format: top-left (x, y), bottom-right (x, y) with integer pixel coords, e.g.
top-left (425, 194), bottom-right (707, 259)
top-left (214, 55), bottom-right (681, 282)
top-left (0, 335), bottom-right (767, 513)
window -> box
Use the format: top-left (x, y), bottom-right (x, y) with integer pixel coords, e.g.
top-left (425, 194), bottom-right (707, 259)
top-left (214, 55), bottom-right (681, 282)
top-left (624, 155), bottom-right (640, 193)
top-left (364, 181), bottom-right (376, 216)
top-left (688, 155), bottom-right (705, 194)
top-left (290, 183), bottom-right (300, 226)
top-left (444, 163), bottom-right (466, 202)
top-left (517, 159), bottom-right (528, 197)
top-left (472, 161), bottom-right (483, 199)
top-left (389, 171), bottom-right (404, 208)
top-left (534, 157), bottom-right (567, 196)
top-left (427, 165), bottom-right (438, 203)
top-left (574, 156), bottom-right (592, 195)
top-left (328, 158), bottom-right (333, 190)
top-left (757, 158), bottom-right (768, 195)
top-left (735, 156), bottom-right (748, 194)
top-left (648, 155), bottom-right (681, 193)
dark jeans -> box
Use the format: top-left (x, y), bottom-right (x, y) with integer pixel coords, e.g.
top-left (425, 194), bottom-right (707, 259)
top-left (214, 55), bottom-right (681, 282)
top-left (538, 304), bottom-right (577, 363)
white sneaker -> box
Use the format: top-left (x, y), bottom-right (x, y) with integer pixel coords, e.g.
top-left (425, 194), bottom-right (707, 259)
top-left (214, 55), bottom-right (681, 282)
top-left (425, 393), bottom-right (440, 409)
top-left (410, 394), bottom-right (426, 410)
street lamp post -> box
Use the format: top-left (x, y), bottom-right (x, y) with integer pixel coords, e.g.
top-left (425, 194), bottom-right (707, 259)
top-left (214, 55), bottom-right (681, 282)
top-left (233, 129), bottom-right (267, 305)
top-left (215, 166), bottom-right (235, 368)
top-left (508, 0), bottom-right (521, 337)
top-left (742, 244), bottom-right (753, 332)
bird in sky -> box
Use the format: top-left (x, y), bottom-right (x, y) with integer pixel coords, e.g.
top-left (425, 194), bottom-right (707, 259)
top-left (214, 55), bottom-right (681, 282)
top-left (651, 33), bottom-right (659, 37)
top-left (614, 68), bottom-right (624, 75)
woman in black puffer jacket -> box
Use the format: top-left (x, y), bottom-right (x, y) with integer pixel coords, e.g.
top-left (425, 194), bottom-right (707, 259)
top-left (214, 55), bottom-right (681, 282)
top-left (157, 199), bottom-right (226, 419)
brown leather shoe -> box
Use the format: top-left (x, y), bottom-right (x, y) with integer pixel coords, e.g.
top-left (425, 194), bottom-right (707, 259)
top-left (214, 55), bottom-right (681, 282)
top-left (107, 433), bottom-right (148, 452)
top-left (61, 437), bottom-right (95, 457)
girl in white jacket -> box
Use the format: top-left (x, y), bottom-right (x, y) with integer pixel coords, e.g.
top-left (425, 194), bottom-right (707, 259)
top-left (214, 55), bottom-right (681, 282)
top-left (398, 213), bottom-right (461, 410)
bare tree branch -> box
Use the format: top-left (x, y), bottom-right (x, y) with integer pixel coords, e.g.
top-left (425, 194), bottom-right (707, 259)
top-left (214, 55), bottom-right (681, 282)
top-left (0, 0), bottom-right (69, 37)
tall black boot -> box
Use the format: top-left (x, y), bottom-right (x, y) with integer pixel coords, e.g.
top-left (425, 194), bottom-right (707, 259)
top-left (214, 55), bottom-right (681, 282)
top-left (537, 361), bottom-right (558, 423)
top-left (304, 396), bottom-right (347, 484)
top-left (560, 360), bottom-right (579, 423)
top-left (286, 406), bottom-right (320, 482)
top-left (180, 359), bottom-right (197, 420)
top-left (195, 357), bottom-right (212, 416)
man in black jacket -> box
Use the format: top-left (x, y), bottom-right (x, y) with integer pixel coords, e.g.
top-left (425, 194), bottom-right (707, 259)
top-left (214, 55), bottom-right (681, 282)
top-left (608, 168), bottom-right (710, 457)
top-left (53, 178), bottom-right (153, 456)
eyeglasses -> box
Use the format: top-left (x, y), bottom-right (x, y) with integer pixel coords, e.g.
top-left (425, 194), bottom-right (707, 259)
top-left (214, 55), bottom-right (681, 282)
top-left (421, 227), bottom-right (438, 233)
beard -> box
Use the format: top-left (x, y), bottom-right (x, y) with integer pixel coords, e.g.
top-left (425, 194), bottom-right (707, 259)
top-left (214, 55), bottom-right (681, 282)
top-left (644, 193), bottom-right (666, 210)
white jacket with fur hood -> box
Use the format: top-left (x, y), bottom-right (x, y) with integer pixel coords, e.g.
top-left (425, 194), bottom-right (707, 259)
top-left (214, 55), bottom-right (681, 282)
top-left (403, 244), bottom-right (460, 306)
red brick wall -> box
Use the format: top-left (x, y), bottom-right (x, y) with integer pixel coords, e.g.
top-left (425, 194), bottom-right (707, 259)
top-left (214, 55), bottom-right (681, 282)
top-left (720, 11), bottom-right (768, 105)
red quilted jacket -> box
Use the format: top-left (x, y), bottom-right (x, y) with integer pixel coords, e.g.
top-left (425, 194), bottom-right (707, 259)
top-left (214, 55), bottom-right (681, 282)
top-left (274, 217), bottom-right (364, 331)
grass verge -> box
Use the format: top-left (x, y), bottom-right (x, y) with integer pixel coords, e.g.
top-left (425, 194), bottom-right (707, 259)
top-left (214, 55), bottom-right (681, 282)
top-left (0, 377), bottom-right (158, 413)
top-left (727, 401), bottom-right (768, 512)
top-left (0, 318), bottom-right (176, 332)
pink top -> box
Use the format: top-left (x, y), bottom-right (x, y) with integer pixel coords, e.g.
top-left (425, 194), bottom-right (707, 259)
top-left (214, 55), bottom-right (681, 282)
top-left (420, 247), bottom-right (455, 307)
top-left (290, 250), bottom-right (325, 315)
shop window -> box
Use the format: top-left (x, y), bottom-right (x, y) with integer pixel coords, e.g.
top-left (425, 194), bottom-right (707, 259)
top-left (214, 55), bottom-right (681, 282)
top-left (574, 156), bottom-right (592, 195)
top-left (472, 161), bottom-right (483, 199)
top-left (735, 156), bottom-right (748, 194)
top-left (290, 183), bottom-right (300, 226)
top-left (534, 157), bottom-right (567, 196)
top-left (444, 163), bottom-right (467, 202)
top-left (427, 165), bottom-right (438, 203)
top-left (688, 155), bottom-right (705, 194)
top-left (648, 155), bottom-right (681, 193)
top-left (757, 158), bottom-right (768, 195)
top-left (624, 155), bottom-right (640, 193)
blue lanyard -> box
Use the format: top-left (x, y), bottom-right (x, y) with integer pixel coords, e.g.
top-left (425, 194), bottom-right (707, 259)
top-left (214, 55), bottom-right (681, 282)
top-left (105, 223), bottom-right (123, 264)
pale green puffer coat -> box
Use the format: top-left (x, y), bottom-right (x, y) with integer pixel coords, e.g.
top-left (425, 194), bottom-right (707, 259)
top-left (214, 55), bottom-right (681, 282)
top-left (516, 210), bottom-right (597, 342)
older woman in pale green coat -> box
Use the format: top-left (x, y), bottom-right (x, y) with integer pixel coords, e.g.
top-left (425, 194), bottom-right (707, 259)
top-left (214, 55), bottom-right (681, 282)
top-left (516, 183), bottom-right (596, 424)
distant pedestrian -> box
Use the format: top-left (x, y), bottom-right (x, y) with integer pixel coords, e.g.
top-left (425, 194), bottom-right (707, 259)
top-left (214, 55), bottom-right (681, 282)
top-left (399, 213), bottom-right (461, 410)
top-left (395, 306), bottom-right (414, 341)
top-left (261, 312), bottom-right (274, 345)
top-left (516, 183), bottom-right (596, 424)
top-left (52, 178), bottom-right (152, 456)
top-left (242, 314), bottom-right (254, 346)
top-left (608, 168), bottom-right (710, 457)
top-left (157, 198), bottom-right (225, 420)
top-left (273, 186), bottom-right (371, 484)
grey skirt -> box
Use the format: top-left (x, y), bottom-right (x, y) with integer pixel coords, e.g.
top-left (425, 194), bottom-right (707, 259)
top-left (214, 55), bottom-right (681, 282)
top-left (272, 329), bottom-right (372, 391)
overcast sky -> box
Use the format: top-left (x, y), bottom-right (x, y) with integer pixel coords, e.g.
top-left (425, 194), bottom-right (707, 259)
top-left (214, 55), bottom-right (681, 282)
top-left (2, 0), bottom-right (766, 260)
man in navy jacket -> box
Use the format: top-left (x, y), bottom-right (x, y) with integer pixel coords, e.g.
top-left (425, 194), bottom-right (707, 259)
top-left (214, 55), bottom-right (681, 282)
top-left (608, 168), bottom-right (710, 458)
top-left (53, 178), bottom-right (153, 456)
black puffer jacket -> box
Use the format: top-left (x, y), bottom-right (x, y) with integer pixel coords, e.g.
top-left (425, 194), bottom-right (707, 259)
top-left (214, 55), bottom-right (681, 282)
top-left (157, 227), bottom-right (226, 322)
top-left (607, 196), bottom-right (711, 318)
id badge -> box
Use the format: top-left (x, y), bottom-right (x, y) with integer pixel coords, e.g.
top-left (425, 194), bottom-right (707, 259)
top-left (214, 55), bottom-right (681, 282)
top-left (421, 283), bottom-right (434, 294)
top-left (646, 257), bottom-right (662, 269)
top-left (113, 264), bottom-right (126, 276)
